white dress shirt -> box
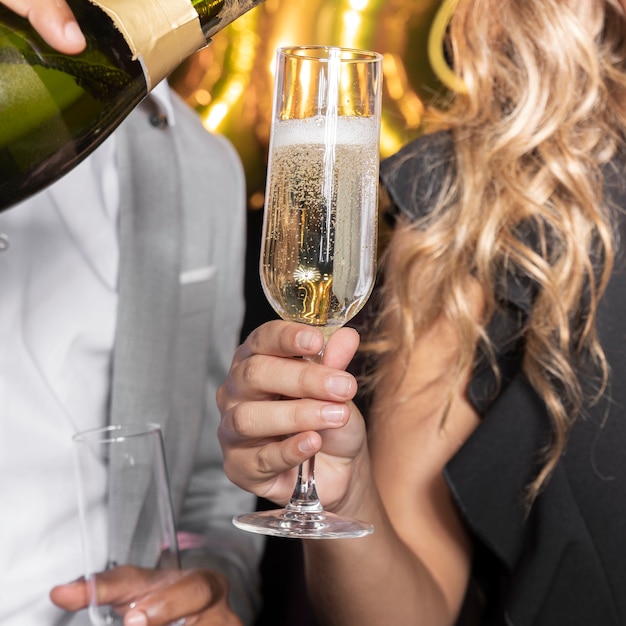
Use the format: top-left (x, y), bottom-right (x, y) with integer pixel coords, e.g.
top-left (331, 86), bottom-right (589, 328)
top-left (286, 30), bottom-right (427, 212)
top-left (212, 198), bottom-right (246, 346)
top-left (0, 83), bottom-right (173, 625)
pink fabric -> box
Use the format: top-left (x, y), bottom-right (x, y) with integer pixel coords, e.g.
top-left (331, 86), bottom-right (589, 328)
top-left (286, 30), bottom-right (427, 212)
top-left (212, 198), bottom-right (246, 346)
top-left (177, 532), bottom-right (206, 551)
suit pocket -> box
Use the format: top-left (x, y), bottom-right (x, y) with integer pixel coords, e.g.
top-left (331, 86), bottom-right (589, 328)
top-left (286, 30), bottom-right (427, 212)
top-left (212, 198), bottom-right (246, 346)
top-left (180, 266), bottom-right (216, 316)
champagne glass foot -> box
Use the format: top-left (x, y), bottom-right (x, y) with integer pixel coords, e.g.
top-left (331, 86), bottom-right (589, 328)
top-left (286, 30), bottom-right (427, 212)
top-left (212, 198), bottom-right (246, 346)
top-left (233, 508), bottom-right (374, 539)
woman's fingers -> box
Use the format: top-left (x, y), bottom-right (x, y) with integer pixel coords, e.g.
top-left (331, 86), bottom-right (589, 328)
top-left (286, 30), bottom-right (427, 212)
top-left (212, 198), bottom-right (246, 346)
top-left (238, 320), bottom-right (326, 361)
top-left (221, 432), bottom-right (322, 501)
top-left (234, 319), bottom-right (360, 365)
top-left (218, 348), bottom-right (357, 413)
top-left (220, 322), bottom-right (360, 409)
top-left (221, 398), bottom-right (350, 442)
top-left (217, 320), bottom-right (366, 505)
top-left (322, 326), bottom-right (361, 370)
top-left (218, 396), bottom-right (349, 496)
top-left (2, 0), bottom-right (86, 53)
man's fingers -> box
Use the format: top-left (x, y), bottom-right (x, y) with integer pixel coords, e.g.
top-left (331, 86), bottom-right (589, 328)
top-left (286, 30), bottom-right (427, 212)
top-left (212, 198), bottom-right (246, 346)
top-left (2, 0), bottom-right (86, 53)
top-left (49, 578), bottom-right (90, 611)
top-left (123, 570), bottom-right (242, 626)
top-left (51, 566), bottom-right (155, 612)
top-left (52, 567), bottom-right (242, 626)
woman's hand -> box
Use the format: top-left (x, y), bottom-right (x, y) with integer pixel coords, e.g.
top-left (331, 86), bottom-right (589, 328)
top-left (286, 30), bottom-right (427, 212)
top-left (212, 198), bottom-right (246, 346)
top-left (217, 320), bottom-right (368, 514)
top-left (1, 0), bottom-right (86, 53)
top-left (51, 566), bottom-right (242, 626)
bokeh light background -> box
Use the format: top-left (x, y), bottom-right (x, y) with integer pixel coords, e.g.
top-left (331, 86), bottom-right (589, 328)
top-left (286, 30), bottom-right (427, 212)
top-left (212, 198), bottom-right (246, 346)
top-left (170, 0), bottom-right (453, 212)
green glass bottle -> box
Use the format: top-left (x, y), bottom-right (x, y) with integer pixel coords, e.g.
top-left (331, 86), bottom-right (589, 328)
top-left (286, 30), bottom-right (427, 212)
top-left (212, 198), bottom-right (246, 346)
top-left (0, 0), bottom-right (264, 211)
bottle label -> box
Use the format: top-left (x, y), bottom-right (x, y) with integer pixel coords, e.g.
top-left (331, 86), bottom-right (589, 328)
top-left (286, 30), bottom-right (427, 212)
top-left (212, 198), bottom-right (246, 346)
top-left (89, 0), bottom-right (206, 90)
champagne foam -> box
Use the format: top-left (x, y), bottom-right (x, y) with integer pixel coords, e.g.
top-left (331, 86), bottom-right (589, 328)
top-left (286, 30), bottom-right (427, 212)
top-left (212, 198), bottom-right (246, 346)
top-left (272, 116), bottom-right (379, 147)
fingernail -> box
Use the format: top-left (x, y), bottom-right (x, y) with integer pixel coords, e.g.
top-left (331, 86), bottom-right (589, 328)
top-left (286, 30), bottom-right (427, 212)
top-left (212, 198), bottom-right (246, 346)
top-left (296, 329), bottom-right (318, 351)
top-left (298, 436), bottom-right (315, 453)
top-left (326, 375), bottom-right (353, 397)
top-left (321, 404), bottom-right (346, 424)
top-left (125, 610), bottom-right (148, 626)
top-left (64, 21), bottom-right (86, 45)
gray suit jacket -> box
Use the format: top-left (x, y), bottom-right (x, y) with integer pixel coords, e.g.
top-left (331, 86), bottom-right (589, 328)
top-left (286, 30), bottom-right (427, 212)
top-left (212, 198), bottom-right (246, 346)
top-left (69, 90), bottom-right (263, 625)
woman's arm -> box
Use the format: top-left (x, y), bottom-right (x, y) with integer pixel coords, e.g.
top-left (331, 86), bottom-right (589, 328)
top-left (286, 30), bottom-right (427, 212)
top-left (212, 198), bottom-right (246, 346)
top-left (303, 278), bottom-right (483, 626)
top-left (217, 230), bottom-right (485, 625)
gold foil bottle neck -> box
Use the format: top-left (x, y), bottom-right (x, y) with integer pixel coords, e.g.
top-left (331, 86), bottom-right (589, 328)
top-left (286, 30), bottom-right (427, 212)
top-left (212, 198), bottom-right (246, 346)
top-left (198, 0), bottom-right (263, 40)
top-left (89, 0), bottom-right (264, 90)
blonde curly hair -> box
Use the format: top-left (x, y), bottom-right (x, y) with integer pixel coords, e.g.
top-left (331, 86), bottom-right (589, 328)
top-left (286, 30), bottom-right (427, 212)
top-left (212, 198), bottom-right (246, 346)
top-left (369, 0), bottom-right (626, 501)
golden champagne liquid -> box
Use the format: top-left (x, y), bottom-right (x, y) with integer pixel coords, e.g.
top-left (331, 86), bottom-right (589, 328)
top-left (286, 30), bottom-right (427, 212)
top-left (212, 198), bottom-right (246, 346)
top-left (261, 116), bottom-right (379, 333)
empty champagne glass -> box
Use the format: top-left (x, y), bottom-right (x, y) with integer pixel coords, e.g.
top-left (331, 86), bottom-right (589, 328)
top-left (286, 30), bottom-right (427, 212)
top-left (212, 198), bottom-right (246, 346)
top-left (73, 423), bottom-right (182, 625)
top-left (233, 45), bottom-right (383, 539)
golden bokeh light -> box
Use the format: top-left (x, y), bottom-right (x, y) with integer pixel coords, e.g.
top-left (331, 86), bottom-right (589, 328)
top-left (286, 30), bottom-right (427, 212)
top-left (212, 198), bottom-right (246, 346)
top-left (169, 0), bottom-right (452, 207)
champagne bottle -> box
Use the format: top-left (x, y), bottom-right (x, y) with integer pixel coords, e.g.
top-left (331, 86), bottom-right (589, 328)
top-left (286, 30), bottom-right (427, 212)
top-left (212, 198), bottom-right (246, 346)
top-left (0, 0), bottom-right (264, 211)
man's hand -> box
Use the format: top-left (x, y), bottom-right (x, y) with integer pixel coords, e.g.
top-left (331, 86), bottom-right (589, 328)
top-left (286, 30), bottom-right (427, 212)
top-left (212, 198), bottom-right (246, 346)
top-left (50, 565), bottom-right (243, 626)
top-left (1, 0), bottom-right (86, 53)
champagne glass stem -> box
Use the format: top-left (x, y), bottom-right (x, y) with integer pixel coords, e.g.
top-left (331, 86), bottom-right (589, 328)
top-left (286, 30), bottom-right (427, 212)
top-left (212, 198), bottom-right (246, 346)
top-left (286, 347), bottom-right (324, 513)
top-left (287, 456), bottom-right (322, 512)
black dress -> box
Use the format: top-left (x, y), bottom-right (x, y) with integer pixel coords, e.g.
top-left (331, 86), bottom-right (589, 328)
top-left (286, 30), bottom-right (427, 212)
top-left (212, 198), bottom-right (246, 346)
top-left (379, 132), bottom-right (626, 626)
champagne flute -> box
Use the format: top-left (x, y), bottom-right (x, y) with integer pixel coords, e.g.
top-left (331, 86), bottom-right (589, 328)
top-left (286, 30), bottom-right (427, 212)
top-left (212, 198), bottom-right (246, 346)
top-left (73, 423), bottom-right (183, 625)
top-left (233, 45), bottom-right (382, 539)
